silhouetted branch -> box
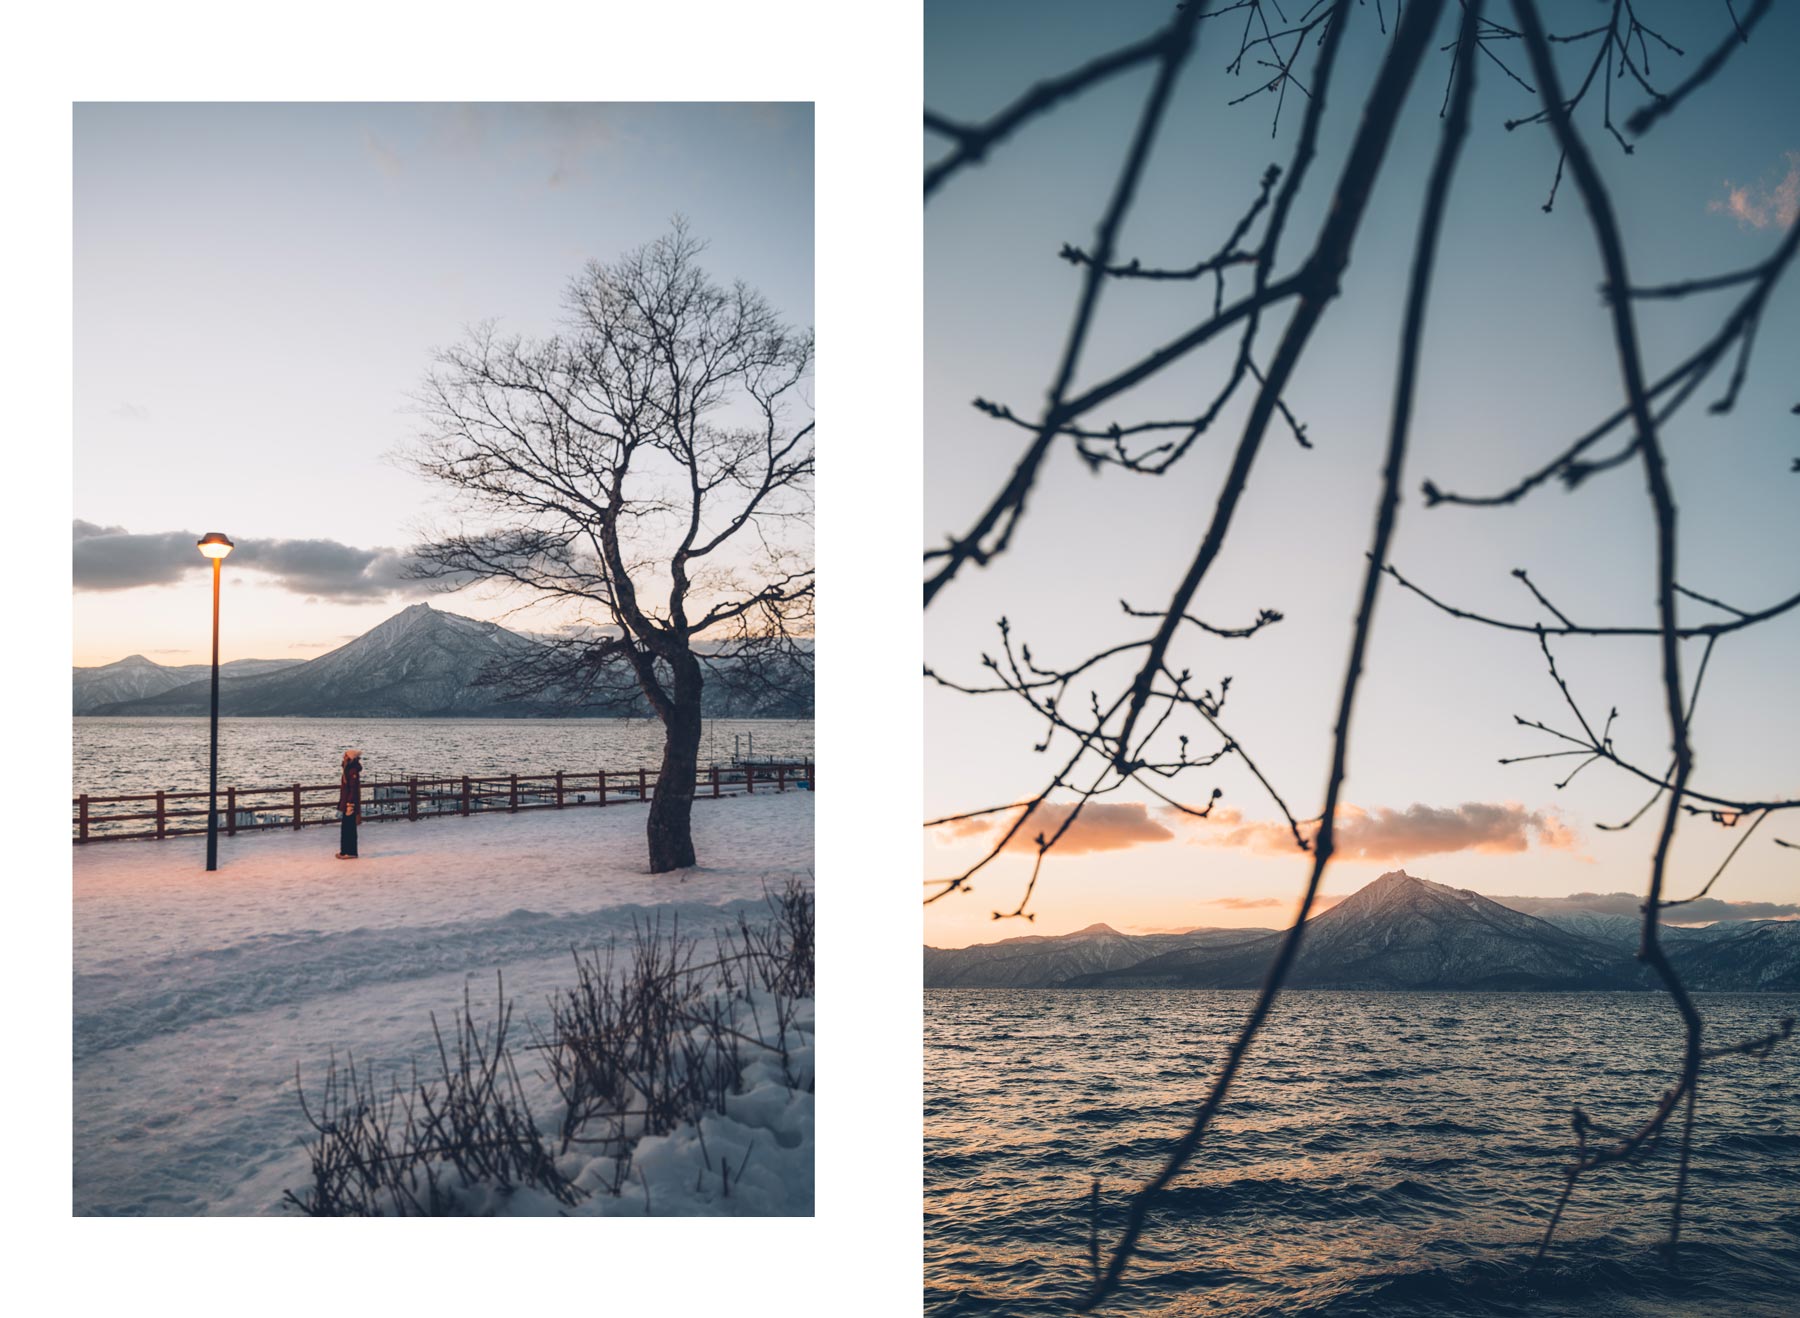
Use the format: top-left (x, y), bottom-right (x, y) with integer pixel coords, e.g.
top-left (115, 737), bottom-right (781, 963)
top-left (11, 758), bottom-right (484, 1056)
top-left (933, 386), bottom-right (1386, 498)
top-left (925, 0), bottom-right (1788, 1302)
top-left (1382, 562), bottom-right (1800, 638)
top-left (1420, 220), bottom-right (1800, 508)
top-left (1661, 810), bottom-right (1767, 909)
top-left (1084, 0), bottom-right (1465, 1299)
top-left (924, 6), bottom-right (1207, 603)
top-left (1496, 630), bottom-right (1797, 822)
top-left (1511, 0), bottom-right (1780, 1258)
top-left (1626, 0), bottom-right (1772, 135)
top-left (924, 25), bottom-right (1179, 199)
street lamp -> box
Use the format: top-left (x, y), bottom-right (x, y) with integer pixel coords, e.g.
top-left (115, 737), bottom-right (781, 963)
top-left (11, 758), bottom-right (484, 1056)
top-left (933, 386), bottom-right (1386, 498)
top-left (197, 532), bottom-right (234, 872)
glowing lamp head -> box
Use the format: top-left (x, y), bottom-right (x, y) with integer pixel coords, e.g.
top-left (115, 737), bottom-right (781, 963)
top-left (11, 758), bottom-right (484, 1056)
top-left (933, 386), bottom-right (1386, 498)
top-left (197, 532), bottom-right (235, 560)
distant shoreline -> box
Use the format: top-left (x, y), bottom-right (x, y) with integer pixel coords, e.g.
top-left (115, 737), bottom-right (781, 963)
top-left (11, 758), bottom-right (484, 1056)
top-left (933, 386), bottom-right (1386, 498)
top-left (924, 985), bottom-right (1798, 994)
top-left (72, 712), bottom-right (813, 721)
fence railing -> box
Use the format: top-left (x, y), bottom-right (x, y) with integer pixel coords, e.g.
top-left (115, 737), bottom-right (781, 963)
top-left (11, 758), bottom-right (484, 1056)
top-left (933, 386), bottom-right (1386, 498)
top-left (73, 760), bottom-right (814, 844)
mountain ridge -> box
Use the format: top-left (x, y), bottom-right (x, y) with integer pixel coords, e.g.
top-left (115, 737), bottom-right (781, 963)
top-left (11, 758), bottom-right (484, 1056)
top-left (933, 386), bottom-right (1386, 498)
top-left (73, 654), bottom-right (303, 713)
top-left (924, 924), bottom-right (1277, 989)
top-left (926, 871), bottom-right (1797, 992)
top-left (77, 602), bottom-right (812, 719)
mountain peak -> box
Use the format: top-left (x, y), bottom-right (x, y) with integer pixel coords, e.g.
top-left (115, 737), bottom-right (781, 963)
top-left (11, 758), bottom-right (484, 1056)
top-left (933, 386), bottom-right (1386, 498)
top-left (1325, 869), bottom-right (1461, 921)
top-left (369, 600), bottom-right (449, 637)
top-left (1143, 871), bottom-right (1637, 990)
top-left (78, 596), bottom-right (807, 719)
top-left (388, 601), bottom-right (436, 625)
top-left (1070, 922), bottom-right (1121, 938)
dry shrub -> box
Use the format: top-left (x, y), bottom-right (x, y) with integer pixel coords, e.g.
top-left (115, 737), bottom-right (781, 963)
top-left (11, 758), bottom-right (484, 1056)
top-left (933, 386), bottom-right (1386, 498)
top-left (285, 877), bottom-right (814, 1214)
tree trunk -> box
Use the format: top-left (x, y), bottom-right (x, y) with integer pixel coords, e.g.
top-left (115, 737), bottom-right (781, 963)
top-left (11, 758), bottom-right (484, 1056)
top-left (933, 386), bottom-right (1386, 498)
top-left (646, 652), bottom-right (703, 873)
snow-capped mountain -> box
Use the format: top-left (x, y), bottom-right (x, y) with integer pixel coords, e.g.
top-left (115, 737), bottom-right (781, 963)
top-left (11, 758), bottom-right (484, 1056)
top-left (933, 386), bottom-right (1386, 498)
top-left (87, 604), bottom-right (553, 718)
top-left (1522, 909), bottom-right (1663, 947)
top-left (924, 923), bottom-right (1274, 989)
top-left (1075, 872), bottom-right (1628, 989)
top-left (82, 603), bottom-right (813, 719)
top-left (965, 872), bottom-right (1800, 992)
top-left (73, 654), bottom-right (301, 713)
top-left (1520, 909), bottom-right (1737, 949)
top-left (1669, 920), bottom-right (1800, 991)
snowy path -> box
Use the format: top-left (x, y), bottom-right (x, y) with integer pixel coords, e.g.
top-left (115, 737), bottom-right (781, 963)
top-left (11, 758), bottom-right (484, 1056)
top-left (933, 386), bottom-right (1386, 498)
top-left (73, 792), bottom-right (813, 1216)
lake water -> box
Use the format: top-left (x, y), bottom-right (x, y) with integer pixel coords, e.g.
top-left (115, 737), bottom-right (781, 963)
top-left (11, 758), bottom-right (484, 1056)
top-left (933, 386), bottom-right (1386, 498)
top-left (73, 716), bottom-right (813, 797)
top-left (926, 989), bottom-right (1800, 1316)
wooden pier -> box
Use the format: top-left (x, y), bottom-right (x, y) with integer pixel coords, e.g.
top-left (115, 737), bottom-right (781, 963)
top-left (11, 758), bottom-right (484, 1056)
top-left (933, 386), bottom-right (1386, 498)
top-left (73, 760), bottom-right (814, 844)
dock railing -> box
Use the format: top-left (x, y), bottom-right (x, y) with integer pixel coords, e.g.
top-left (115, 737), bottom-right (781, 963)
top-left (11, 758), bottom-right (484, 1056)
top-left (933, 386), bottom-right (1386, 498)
top-left (73, 759), bottom-right (814, 844)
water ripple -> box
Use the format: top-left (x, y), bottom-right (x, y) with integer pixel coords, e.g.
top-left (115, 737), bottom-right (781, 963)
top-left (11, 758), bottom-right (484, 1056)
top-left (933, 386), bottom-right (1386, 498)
top-left (926, 989), bottom-right (1800, 1316)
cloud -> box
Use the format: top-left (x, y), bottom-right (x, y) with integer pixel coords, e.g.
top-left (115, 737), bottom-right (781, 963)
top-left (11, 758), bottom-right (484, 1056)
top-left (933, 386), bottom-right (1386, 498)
top-left (72, 520), bottom-right (459, 600)
top-left (936, 799), bottom-right (1579, 864)
top-left (934, 801), bottom-right (1176, 856)
top-left (553, 621), bottom-right (626, 640)
top-left (111, 401), bottom-right (151, 422)
top-left (1201, 893), bottom-right (1348, 912)
top-left (1710, 150), bottom-right (1799, 230)
top-left (73, 521), bottom-right (198, 591)
top-left (232, 539), bottom-right (424, 599)
top-left (934, 814), bottom-right (1002, 842)
top-left (1494, 891), bottom-right (1800, 925)
top-left (1190, 801), bottom-right (1580, 863)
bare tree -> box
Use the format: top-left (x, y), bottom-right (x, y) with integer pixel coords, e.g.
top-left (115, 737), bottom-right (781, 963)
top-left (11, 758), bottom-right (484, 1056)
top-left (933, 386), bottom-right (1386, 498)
top-left (411, 224), bottom-right (813, 873)
top-left (925, 0), bottom-right (1795, 1307)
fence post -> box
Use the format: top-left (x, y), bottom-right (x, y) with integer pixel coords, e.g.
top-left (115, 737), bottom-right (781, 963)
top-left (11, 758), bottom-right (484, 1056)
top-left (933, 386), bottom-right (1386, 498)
top-left (408, 777), bottom-right (418, 821)
top-left (556, 770), bottom-right (565, 809)
top-left (461, 776), bottom-right (471, 816)
top-left (227, 787), bottom-right (237, 836)
top-left (777, 764), bottom-right (786, 793)
top-left (78, 794), bottom-right (89, 843)
top-left (712, 765), bottom-right (721, 798)
top-left (639, 767), bottom-right (647, 801)
top-left (155, 791), bottom-right (166, 839)
top-left (746, 762), bottom-right (755, 794)
top-left (510, 773), bottom-right (519, 812)
top-left (599, 770), bottom-right (607, 806)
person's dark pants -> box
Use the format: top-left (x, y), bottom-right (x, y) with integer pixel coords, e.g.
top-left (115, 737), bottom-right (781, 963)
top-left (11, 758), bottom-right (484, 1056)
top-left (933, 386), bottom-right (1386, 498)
top-left (340, 811), bottom-right (358, 857)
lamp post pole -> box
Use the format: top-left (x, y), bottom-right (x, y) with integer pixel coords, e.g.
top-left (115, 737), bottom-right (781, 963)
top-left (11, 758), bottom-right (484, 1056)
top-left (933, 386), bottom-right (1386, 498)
top-left (198, 533), bottom-right (235, 872)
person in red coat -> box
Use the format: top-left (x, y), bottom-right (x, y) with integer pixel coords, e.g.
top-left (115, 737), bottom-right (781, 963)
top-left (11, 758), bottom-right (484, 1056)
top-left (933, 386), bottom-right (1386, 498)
top-left (336, 750), bottom-right (362, 859)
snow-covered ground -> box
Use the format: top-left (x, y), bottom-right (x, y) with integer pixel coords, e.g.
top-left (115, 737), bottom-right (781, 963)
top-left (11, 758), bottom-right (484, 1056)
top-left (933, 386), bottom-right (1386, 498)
top-left (73, 791), bottom-right (814, 1216)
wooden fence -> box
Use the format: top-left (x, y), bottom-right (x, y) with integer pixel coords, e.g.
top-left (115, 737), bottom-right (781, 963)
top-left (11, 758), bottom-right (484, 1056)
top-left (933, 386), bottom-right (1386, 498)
top-left (73, 760), bottom-right (814, 844)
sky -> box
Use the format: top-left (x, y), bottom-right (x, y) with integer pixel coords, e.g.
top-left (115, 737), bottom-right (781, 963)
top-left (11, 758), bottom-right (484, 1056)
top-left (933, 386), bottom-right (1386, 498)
top-left (74, 102), bottom-right (813, 667)
top-left (924, 2), bottom-right (1799, 947)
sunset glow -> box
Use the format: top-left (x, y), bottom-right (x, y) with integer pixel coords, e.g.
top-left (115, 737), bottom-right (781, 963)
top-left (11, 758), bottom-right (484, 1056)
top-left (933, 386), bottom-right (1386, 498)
top-left (75, 103), bottom-right (812, 670)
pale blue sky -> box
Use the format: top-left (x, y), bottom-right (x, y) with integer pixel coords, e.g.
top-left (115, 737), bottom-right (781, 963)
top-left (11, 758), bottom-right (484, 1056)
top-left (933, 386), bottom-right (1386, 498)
top-left (75, 102), bottom-right (812, 664)
top-left (925, 2), bottom-right (1798, 943)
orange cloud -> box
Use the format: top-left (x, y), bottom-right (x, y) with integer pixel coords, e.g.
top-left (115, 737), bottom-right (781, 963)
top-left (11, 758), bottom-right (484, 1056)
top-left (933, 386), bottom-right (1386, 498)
top-left (1710, 150), bottom-right (1799, 230)
top-left (1189, 801), bottom-right (1579, 863)
top-left (1198, 893), bottom-right (1349, 912)
top-left (934, 801), bottom-right (1176, 855)
top-left (934, 814), bottom-right (1005, 841)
